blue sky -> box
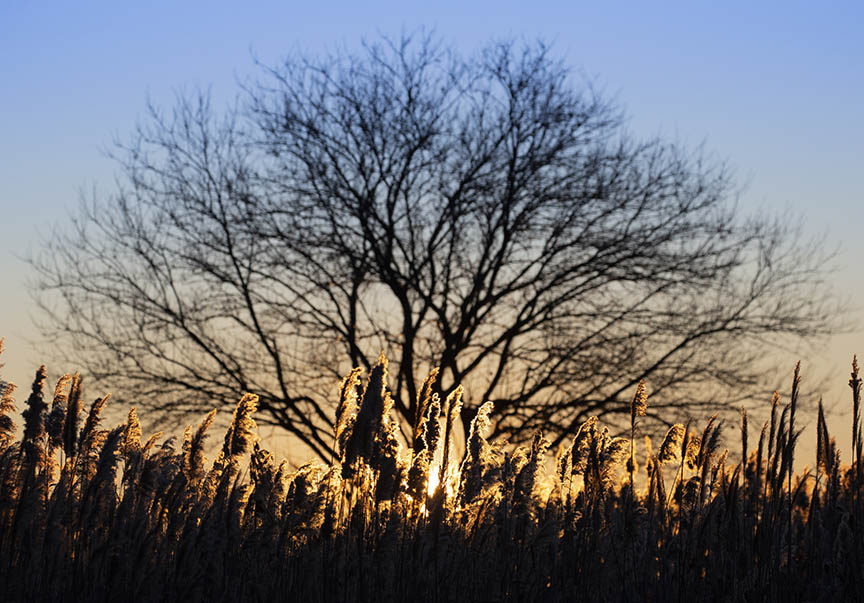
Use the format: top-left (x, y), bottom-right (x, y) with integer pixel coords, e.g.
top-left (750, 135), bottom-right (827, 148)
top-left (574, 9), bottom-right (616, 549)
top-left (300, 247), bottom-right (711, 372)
top-left (1, 2), bottom-right (862, 444)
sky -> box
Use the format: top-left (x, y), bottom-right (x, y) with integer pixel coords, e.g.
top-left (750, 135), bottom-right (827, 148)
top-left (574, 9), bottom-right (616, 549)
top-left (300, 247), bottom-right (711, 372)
top-left (1, 1), bottom-right (862, 459)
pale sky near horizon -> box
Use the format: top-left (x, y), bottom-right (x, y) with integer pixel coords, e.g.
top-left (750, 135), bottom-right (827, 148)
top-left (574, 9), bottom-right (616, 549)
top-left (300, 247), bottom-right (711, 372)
top-left (1, 1), bottom-right (862, 461)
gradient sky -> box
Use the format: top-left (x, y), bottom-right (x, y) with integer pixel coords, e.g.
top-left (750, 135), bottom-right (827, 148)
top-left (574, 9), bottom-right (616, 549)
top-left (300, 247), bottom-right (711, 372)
top-left (1, 1), bottom-right (862, 457)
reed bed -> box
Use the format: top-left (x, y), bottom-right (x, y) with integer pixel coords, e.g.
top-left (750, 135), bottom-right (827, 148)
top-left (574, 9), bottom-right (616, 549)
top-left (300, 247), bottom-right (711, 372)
top-left (1, 345), bottom-right (863, 602)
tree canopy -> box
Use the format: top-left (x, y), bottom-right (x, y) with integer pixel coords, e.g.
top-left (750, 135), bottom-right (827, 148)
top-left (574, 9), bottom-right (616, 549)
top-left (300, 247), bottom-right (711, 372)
top-left (34, 33), bottom-right (839, 459)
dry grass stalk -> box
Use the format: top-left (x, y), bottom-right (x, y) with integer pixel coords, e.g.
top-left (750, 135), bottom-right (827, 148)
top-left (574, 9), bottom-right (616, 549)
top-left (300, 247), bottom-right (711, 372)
top-left (0, 351), bottom-right (862, 601)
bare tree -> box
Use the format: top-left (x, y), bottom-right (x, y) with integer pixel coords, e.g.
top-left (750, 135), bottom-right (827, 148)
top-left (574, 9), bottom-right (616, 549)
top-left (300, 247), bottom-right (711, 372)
top-left (33, 33), bottom-right (839, 459)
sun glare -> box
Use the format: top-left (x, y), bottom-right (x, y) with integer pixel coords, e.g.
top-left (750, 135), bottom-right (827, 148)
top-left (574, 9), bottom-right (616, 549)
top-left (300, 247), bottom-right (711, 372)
top-left (427, 467), bottom-right (441, 497)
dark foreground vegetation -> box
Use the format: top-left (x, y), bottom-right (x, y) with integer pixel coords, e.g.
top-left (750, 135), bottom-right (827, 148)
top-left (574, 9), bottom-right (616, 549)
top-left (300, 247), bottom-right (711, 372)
top-left (1, 342), bottom-right (863, 601)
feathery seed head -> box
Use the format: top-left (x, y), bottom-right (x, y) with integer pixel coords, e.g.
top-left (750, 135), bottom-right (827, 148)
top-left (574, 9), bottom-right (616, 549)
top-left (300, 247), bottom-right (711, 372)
top-left (185, 408), bottom-right (217, 482)
top-left (223, 393), bottom-right (259, 458)
top-left (21, 365), bottom-right (48, 445)
top-left (686, 435), bottom-right (702, 470)
top-left (346, 354), bottom-right (390, 466)
top-left (422, 397), bottom-right (442, 456)
top-left (603, 437), bottom-right (630, 465)
top-left (123, 406), bottom-right (142, 455)
top-left (414, 367), bottom-right (440, 448)
top-left (79, 393), bottom-right (111, 450)
top-left (570, 416), bottom-right (598, 473)
top-left (335, 366), bottom-right (363, 445)
top-left (46, 374), bottom-right (72, 449)
top-left (659, 424), bottom-right (685, 463)
top-left (63, 372), bottom-right (84, 459)
top-left (631, 380), bottom-right (647, 422)
top-left (445, 385), bottom-right (464, 422)
top-left (0, 379), bottom-right (16, 451)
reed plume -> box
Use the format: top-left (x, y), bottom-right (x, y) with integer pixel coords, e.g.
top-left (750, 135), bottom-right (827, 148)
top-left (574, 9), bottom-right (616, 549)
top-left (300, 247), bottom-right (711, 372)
top-left (0, 350), bottom-right (862, 602)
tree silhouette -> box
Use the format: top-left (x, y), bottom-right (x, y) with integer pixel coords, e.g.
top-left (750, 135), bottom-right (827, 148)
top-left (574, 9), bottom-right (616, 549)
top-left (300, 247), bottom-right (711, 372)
top-left (33, 33), bottom-right (838, 459)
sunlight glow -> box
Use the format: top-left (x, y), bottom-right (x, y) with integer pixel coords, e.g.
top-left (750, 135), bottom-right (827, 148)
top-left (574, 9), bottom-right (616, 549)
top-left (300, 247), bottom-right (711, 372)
top-left (427, 467), bottom-right (440, 497)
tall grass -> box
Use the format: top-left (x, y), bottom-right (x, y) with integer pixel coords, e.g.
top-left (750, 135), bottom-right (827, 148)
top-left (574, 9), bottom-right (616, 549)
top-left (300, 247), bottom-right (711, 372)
top-left (1, 346), bottom-right (863, 601)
